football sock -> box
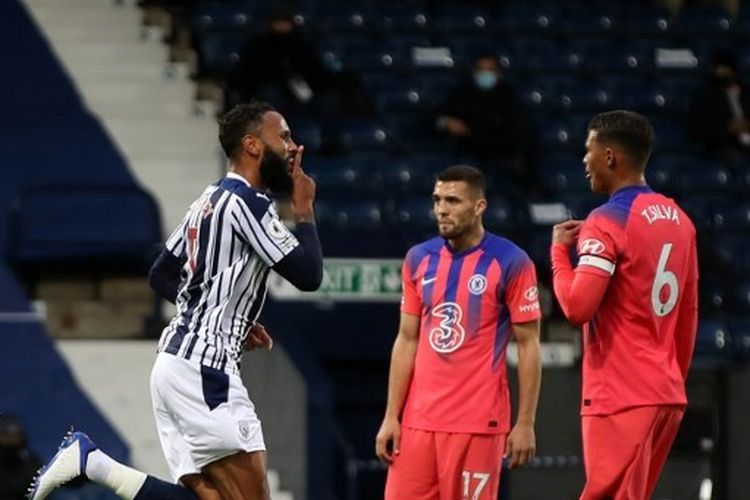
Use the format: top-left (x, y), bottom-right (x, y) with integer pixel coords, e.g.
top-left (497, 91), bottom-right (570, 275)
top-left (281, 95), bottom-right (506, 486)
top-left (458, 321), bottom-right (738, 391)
top-left (85, 449), bottom-right (146, 498)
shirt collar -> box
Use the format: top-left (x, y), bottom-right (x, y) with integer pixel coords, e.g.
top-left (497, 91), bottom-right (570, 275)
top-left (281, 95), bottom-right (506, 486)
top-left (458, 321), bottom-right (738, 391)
top-left (226, 171), bottom-right (252, 187)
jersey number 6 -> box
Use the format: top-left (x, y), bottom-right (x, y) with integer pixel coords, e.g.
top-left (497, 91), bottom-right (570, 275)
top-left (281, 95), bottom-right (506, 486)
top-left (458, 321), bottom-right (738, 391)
top-left (651, 243), bottom-right (679, 317)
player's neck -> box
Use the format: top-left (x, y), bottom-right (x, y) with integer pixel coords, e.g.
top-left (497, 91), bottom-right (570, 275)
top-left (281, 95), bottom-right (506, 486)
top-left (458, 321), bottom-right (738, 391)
top-left (229, 163), bottom-right (263, 189)
top-left (607, 175), bottom-right (646, 196)
top-left (448, 226), bottom-right (485, 253)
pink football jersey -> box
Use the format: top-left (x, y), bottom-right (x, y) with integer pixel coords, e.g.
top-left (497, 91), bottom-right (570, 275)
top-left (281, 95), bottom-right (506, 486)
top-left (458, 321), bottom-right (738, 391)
top-left (574, 185), bottom-right (699, 415)
top-left (400, 232), bottom-right (541, 434)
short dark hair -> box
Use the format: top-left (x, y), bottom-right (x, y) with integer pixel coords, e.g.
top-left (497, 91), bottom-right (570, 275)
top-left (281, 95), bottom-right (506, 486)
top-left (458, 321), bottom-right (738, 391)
top-left (218, 100), bottom-right (276, 160)
top-left (436, 164), bottom-right (486, 197)
top-left (588, 110), bottom-right (653, 168)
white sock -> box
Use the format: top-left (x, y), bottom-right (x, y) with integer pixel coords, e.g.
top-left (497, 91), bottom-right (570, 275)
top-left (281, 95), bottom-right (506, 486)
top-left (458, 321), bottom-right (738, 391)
top-left (86, 449), bottom-right (147, 499)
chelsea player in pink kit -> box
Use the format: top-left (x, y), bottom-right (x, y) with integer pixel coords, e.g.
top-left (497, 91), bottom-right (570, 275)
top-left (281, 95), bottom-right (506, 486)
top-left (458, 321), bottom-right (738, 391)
top-left (551, 111), bottom-right (699, 499)
top-left (376, 165), bottom-right (542, 500)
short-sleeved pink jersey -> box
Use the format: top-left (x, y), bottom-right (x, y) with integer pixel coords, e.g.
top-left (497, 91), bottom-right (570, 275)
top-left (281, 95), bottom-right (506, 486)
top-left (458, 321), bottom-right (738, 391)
top-left (400, 232), bottom-right (541, 434)
top-left (575, 185), bottom-right (698, 415)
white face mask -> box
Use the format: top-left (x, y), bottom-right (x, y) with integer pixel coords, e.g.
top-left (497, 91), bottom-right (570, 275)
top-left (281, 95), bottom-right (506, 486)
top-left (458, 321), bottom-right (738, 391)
top-left (473, 70), bottom-right (498, 90)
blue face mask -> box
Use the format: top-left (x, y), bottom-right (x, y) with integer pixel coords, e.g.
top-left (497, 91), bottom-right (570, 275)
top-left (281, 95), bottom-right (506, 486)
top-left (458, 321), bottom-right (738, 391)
top-left (473, 70), bottom-right (498, 90)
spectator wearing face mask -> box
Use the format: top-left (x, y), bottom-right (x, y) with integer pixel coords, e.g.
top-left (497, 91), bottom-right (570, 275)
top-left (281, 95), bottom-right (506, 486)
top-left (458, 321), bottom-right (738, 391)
top-left (435, 54), bottom-right (539, 193)
top-left (688, 48), bottom-right (750, 170)
top-left (0, 414), bottom-right (42, 499)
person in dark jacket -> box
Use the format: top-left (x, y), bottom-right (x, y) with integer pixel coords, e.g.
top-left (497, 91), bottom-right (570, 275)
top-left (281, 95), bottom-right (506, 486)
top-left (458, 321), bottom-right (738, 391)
top-left (688, 48), bottom-right (750, 170)
top-left (436, 54), bottom-right (538, 192)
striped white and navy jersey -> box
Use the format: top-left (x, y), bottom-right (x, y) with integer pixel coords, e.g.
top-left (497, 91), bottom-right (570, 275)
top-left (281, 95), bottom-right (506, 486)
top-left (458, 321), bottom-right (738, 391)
top-left (157, 172), bottom-right (299, 374)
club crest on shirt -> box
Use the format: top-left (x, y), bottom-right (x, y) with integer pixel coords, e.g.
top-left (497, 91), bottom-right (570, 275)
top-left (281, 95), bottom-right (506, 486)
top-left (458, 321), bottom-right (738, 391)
top-left (579, 238), bottom-right (605, 255)
top-left (429, 302), bottom-right (466, 353)
top-left (267, 218), bottom-right (291, 241)
top-left (238, 420), bottom-right (251, 441)
top-left (468, 274), bottom-right (487, 295)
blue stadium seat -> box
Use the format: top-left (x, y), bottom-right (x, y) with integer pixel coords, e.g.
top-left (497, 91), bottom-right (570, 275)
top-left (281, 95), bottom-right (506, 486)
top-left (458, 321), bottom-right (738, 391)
top-left (676, 161), bottom-right (732, 194)
top-left (375, 4), bottom-right (430, 34)
top-left (385, 113), bottom-right (439, 150)
top-left (344, 42), bottom-right (406, 72)
top-left (484, 196), bottom-right (517, 233)
top-left (711, 202), bottom-right (750, 233)
top-left (739, 164), bottom-right (750, 193)
top-left (714, 234), bottom-right (750, 274)
top-left (650, 116), bottom-right (687, 151)
top-left (729, 317), bottom-right (750, 361)
top-left (541, 162), bottom-right (589, 194)
top-left (306, 157), bottom-right (376, 196)
top-left (378, 155), bottom-right (448, 195)
top-left (499, 4), bottom-right (559, 34)
top-left (621, 5), bottom-right (672, 35)
top-left (396, 196), bottom-right (435, 230)
top-left (190, 2), bottom-right (252, 35)
top-left (290, 119), bottom-right (322, 152)
top-left (195, 31), bottom-right (245, 79)
top-left (645, 156), bottom-right (676, 191)
top-left (339, 119), bottom-right (391, 151)
top-left (558, 7), bottom-right (621, 36)
top-left (734, 281), bottom-right (750, 313)
top-left (677, 5), bottom-right (734, 35)
top-left (700, 275), bottom-right (727, 312)
top-left (695, 320), bottom-right (732, 361)
top-left (678, 194), bottom-right (721, 232)
top-left (539, 116), bottom-right (586, 150)
top-left (317, 5), bottom-right (372, 33)
top-left (371, 78), bottom-right (426, 112)
top-left (316, 200), bottom-right (400, 256)
top-left (9, 187), bottom-right (161, 265)
top-left (433, 5), bottom-right (493, 34)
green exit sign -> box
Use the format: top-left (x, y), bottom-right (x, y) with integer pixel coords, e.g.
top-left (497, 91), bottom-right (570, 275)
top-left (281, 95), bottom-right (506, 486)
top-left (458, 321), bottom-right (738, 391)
top-left (268, 258), bottom-right (403, 302)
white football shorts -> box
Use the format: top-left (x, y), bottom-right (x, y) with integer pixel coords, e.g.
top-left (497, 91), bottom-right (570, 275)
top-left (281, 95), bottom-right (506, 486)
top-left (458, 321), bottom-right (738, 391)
top-left (149, 352), bottom-right (266, 481)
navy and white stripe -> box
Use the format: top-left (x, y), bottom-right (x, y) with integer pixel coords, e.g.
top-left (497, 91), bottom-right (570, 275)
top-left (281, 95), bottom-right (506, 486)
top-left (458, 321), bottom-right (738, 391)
top-left (158, 172), bottom-right (299, 374)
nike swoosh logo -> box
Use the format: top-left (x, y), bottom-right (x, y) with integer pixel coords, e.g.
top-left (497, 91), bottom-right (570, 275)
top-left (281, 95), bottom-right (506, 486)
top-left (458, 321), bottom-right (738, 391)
top-left (421, 277), bottom-right (437, 286)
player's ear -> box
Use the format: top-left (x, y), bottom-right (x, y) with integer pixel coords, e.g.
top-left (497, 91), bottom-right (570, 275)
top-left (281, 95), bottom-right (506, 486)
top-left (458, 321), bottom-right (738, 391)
top-left (475, 198), bottom-right (487, 217)
top-left (606, 148), bottom-right (615, 170)
top-left (242, 134), bottom-right (261, 158)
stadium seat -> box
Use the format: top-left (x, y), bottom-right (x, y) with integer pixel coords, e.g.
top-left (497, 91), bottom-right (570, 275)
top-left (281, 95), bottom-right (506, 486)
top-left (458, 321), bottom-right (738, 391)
top-left (650, 116), bottom-right (688, 151)
top-left (499, 4), bottom-right (559, 34)
top-left (344, 42), bottom-right (407, 72)
top-left (714, 234), bottom-right (750, 274)
top-left (433, 5), bottom-right (493, 34)
top-left (621, 5), bottom-right (672, 35)
top-left (677, 5), bottom-right (734, 36)
top-left (373, 79), bottom-right (426, 112)
top-left (317, 5), bottom-right (372, 33)
top-left (339, 119), bottom-right (391, 151)
top-left (729, 317), bottom-right (750, 362)
top-left (676, 161), bottom-right (732, 194)
top-left (483, 195), bottom-right (515, 232)
top-left (9, 186), bottom-right (161, 266)
top-left (195, 31), bottom-right (244, 79)
top-left (695, 319), bottom-right (732, 361)
top-left (700, 275), bottom-right (727, 312)
top-left (711, 202), bottom-right (750, 233)
top-left (678, 194), bottom-right (721, 232)
top-left (189, 2), bottom-right (251, 35)
top-left (307, 157), bottom-right (376, 196)
top-left (375, 4), bottom-right (431, 34)
top-left (558, 7), bottom-right (621, 36)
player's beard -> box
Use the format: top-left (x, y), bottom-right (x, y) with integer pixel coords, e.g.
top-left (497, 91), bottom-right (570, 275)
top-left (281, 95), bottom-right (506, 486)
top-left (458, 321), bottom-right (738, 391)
top-left (260, 147), bottom-right (294, 194)
top-left (437, 219), bottom-right (465, 240)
